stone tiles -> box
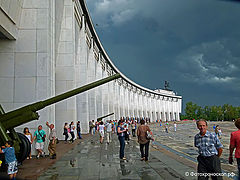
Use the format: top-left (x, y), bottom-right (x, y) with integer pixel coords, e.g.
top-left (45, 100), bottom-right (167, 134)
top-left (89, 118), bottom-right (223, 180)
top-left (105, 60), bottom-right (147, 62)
top-left (38, 131), bottom-right (196, 180)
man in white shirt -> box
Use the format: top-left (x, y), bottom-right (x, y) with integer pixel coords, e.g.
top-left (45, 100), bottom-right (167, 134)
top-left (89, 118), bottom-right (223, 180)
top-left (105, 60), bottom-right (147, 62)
top-left (106, 120), bottom-right (112, 144)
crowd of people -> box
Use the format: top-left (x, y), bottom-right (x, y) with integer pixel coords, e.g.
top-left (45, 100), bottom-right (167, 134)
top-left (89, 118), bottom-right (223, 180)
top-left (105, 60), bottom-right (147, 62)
top-left (63, 121), bottom-right (82, 143)
top-left (87, 117), bottom-right (153, 162)
top-left (1, 117), bottom-right (240, 179)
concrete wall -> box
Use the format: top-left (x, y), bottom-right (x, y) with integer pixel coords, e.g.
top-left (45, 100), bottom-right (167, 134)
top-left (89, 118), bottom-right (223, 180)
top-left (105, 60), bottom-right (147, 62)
top-left (0, 0), bottom-right (23, 39)
top-left (0, 0), bottom-right (55, 155)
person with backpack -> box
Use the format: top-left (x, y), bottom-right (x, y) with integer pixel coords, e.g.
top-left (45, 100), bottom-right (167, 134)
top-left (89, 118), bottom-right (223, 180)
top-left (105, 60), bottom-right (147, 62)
top-left (137, 119), bottom-right (152, 162)
top-left (32, 125), bottom-right (46, 159)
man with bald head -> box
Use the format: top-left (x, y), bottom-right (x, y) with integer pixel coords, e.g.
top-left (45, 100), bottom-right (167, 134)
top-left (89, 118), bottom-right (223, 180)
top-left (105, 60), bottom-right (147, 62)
top-left (46, 122), bottom-right (57, 159)
top-left (194, 119), bottom-right (223, 180)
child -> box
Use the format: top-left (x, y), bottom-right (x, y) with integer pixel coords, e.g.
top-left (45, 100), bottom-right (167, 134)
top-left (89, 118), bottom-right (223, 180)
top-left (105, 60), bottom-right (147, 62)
top-left (0, 141), bottom-right (18, 180)
top-left (124, 124), bottom-right (130, 144)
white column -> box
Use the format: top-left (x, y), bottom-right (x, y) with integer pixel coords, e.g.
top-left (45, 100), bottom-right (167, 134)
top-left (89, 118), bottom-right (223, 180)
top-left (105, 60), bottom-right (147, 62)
top-left (96, 59), bottom-right (103, 118)
top-left (134, 92), bottom-right (138, 118)
top-left (76, 15), bottom-right (89, 134)
top-left (102, 69), bottom-right (109, 121)
top-left (167, 99), bottom-right (171, 121)
top-left (177, 98), bottom-right (182, 120)
top-left (108, 75), bottom-right (114, 117)
top-left (143, 94), bottom-right (147, 118)
top-left (87, 39), bottom-right (97, 122)
top-left (55, 1), bottom-right (77, 136)
top-left (115, 82), bottom-right (121, 120)
top-left (119, 85), bottom-right (124, 118)
top-left (125, 87), bottom-right (129, 117)
top-left (129, 90), bottom-right (134, 117)
top-left (139, 94), bottom-right (143, 117)
top-left (112, 81), bottom-right (118, 120)
top-left (154, 98), bottom-right (158, 121)
top-left (149, 96), bottom-right (153, 121)
top-left (157, 97), bottom-right (161, 120)
top-left (162, 98), bottom-right (166, 121)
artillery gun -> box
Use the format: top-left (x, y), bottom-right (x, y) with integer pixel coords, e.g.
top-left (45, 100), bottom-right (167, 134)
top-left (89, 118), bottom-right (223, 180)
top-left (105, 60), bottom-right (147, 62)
top-left (97, 113), bottom-right (114, 122)
top-left (0, 73), bottom-right (121, 162)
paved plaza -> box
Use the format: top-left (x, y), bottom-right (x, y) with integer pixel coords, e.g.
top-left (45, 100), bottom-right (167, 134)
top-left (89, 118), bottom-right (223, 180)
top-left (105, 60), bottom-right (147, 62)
top-left (1, 121), bottom-right (238, 180)
top-left (38, 130), bottom-right (197, 180)
top-left (37, 121), bottom-right (238, 180)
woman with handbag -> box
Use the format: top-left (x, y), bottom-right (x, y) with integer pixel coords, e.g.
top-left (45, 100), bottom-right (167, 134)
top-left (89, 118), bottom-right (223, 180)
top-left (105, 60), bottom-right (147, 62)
top-left (137, 119), bottom-right (153, 162)
top-left (118, 120), bottom-right (127, 160)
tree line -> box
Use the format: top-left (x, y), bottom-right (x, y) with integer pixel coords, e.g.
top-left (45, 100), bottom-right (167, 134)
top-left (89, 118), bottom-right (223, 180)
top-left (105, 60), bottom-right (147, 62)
top-left (180, 102), bottom-right (240, 121)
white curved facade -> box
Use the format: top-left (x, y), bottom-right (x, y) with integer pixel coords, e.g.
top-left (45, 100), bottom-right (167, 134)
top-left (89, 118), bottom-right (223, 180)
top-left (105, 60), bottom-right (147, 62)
top-left (0, 0), bottom-right (182, 144)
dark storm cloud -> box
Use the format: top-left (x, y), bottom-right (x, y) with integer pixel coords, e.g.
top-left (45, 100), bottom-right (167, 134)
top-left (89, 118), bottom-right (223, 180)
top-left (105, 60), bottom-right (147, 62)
top-left (176, 40), bottom-right (239, 85)
top-left (86, 0), bottom-right (240, 109)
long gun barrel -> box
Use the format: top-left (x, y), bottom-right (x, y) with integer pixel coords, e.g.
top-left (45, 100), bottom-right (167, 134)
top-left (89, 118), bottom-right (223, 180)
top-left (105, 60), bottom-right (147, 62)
top-left (97, 113), bottom-right (114, 121)
top-left (0, 73), bottom-right (121, 129)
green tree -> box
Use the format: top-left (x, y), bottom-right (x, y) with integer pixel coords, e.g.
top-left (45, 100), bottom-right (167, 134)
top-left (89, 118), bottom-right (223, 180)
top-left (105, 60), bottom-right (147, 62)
top-left (196, 106), bottom-right (204, 119)
top-left (183, 102), bottom-right (240, 121)
top-left (222, 104), bottom-right (236, 121)
top-left (185, 102), bottom-right (198, 119)
top-left (180, 114), bottom-right (187, 120)
top-left (203, 106), bottom-right (210, 120)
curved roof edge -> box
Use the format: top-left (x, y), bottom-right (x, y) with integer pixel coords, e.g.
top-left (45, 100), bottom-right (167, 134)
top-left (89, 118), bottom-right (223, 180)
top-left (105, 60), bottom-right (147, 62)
top-left (79, 0), bottom-right (182, 100)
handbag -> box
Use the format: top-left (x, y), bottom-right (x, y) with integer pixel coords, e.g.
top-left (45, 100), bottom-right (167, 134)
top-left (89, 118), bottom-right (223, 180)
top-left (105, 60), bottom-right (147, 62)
top-left (42, 136), bottom-right (45, 142)
top-left (146, 131), bottom-right (152, 140)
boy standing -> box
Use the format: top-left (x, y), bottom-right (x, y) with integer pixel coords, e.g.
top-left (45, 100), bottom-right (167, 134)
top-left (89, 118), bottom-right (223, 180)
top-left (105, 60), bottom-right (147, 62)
top-left (32, 125), bottom-right (46, 158)
top-left (0, 141), bottom-right (18, 180)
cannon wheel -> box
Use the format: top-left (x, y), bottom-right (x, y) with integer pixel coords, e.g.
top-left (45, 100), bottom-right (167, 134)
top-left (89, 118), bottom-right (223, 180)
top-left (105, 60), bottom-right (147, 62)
top-left (17, 132), bottom-right (31, 162)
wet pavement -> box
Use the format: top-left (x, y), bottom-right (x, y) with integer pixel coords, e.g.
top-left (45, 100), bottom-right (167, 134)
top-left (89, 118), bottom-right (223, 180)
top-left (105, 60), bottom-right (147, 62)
top-left (1, 121), bottom-right (237, 180)
top-left (38, 131), bottom-right (196, 180)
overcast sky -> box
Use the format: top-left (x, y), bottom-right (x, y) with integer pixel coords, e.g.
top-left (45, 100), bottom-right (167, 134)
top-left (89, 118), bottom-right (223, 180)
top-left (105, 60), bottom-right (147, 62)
top-left (85, 0), bottom-right (240, 112)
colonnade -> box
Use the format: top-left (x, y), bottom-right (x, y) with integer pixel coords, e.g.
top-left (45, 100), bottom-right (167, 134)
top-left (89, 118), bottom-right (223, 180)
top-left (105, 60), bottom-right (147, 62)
top-left (0, 0), bottom-right (182, 142)
top-left (63, 0), bottom-right (182, 135)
